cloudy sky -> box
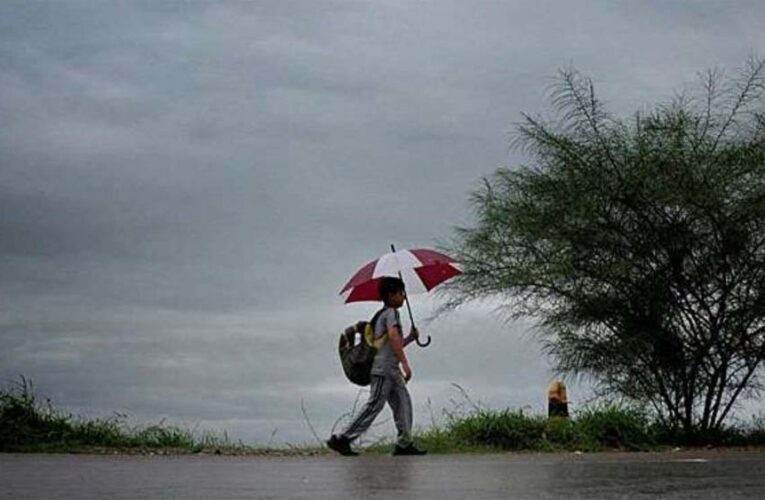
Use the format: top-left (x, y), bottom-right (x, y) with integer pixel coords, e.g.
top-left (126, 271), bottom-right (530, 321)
top-left (2, 1), bottom-right (764, 445)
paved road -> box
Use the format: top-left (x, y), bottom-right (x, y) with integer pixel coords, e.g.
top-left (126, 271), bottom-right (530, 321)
top-left (2, 449), bottom-right (765, 499)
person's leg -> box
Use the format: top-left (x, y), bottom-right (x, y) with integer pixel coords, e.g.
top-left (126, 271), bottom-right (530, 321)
top-left (386, 375), bottom-right (413, 448)
top-left (340, 375), bottom-right (391, 442)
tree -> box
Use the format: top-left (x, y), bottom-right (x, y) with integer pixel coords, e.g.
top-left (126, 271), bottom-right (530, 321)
top-left (444, 57), bottom-right (765, 437)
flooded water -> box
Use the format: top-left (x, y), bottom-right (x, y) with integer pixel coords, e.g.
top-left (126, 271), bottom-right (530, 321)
top-left (2, 449), bottom-right (765, 499)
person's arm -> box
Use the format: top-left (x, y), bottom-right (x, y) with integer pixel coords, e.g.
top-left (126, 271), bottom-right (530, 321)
top-left (403, 327), bottom-right (420, 347)
top-left (388, 325), bottom-right (412, 381)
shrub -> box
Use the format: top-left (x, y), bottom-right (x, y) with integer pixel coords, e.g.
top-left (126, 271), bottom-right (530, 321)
top-left (0, 377), bottom-right (72, 449)
top-left (449, 409), bottom-right (547, 450)
top-left (574, 403), bottom-right (653, 450)
top-left (0, 378), bottom-right (229, 452)
top-left (543, 416), bottom-right (578, 448)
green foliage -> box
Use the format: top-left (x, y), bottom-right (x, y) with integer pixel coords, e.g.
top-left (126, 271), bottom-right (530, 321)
top-left (69, 417), bottom-right (128, 448)
top-left (398, 403), bottom-right (697, 453)
top-left (0, 378), bottom-right (229, 452)
top-left (742, 414), bottom-right (765, 446)
top-left (0, 377), bottom-right (71, 449)
top-left (573, 403), bottom-right (654, 450)
top-left (651, 412), bottom-right (765, 447)
top-left (444, 57), bottom-right (765, 435)
top-left (449, 409), bottom-right (547, 450)
top-left (132, 423), bottom-right (195, 448)
top-left (543, 416), bottom-right (578, 449)
top-left (5, 379), bottom-right (765, 454)
top-left (420, 404), bottom-right (654, 452)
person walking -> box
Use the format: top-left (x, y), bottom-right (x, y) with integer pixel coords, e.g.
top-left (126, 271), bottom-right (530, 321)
top-left (327, 277), bottom-right (426, 456)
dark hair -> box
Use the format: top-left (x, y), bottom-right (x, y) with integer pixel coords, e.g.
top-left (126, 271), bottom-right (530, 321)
top-left (379, 277), bottom-right (405, 305)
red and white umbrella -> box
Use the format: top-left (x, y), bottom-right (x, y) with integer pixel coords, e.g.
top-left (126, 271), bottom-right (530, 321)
top-left (340, 247), bottom-right (461, 304)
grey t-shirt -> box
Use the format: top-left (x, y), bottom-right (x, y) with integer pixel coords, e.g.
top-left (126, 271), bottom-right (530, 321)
top-left (370, 307), bottom-right (402, 376)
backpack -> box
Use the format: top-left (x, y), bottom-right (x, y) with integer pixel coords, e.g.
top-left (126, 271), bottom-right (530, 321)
top-left (338, 308), bottom-right (387, 386)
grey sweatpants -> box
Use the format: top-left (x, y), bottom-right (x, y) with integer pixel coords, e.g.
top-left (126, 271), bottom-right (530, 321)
top-left (341, 374), bottom-right (413, 447)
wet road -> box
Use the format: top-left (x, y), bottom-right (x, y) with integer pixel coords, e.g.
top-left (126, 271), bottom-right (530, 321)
top-left (2, 449), bottom-right (765, 499)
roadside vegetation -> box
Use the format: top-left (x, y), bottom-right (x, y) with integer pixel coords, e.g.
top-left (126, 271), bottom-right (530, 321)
top-left (443, 57), bottom-right (765, 438)
top-left (366, 403), bottom-right (765, 455)
top-left (0, 378), bottom-right (317, 455)
top-left (3, 379), bottom-right (765, 455)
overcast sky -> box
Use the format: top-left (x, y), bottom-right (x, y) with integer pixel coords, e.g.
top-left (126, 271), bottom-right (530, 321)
top-left (2, 1), bottom-right (764, 445)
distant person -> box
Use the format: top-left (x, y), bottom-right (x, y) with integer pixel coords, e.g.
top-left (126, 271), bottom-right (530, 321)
top-left (327, 277), bottom-right (426, 456)
top-left (547, 379), bottom-right (569, 418)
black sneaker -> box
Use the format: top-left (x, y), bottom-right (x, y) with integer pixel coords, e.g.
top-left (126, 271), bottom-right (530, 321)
top-left (392, 444), bottom-right (427, 456)
top-left (326, 435), bottom-right (358, 456)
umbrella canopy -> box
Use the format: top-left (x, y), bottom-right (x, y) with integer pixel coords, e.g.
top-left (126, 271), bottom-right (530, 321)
top-left (340, 248), bottom-right (461, 303)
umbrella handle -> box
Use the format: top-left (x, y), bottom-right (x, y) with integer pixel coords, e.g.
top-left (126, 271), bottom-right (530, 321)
top-left (391, 243), bottom-right (431, 349)
top-left (407, 304), bottom-right (431, 348)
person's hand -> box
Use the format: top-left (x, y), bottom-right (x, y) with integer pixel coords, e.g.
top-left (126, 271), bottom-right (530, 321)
top-left (401, 362), bottom-right (412, 383)
top-left (410, 327), bottom-right (420, 340)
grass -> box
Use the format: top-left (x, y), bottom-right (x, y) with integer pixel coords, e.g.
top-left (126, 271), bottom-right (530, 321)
top-left (377, 404), bottom-right (654, 454)
top-left (366, 402), bottom-right (765, 454)
top-left (0, 377), bottom-right (324, 455)
top-left (3, 378), bottom-right (765, 455)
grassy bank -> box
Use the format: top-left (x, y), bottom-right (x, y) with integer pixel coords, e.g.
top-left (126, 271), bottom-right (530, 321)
top-left (3, 379), bottom-right (765, 455)
top-left (0, 378), bottom-right (321, 455)
top-left (413, 407), bottom-right (761, 453)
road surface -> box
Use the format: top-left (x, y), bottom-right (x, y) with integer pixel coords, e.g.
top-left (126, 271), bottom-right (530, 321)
top-left (2, 449), bottom-right (764, 499)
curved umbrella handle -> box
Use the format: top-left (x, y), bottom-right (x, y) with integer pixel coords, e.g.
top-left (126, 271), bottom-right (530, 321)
top-left (390, 243), bottom-right (432, 348)
top-left (416, 335), bottom-right (431, 348)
